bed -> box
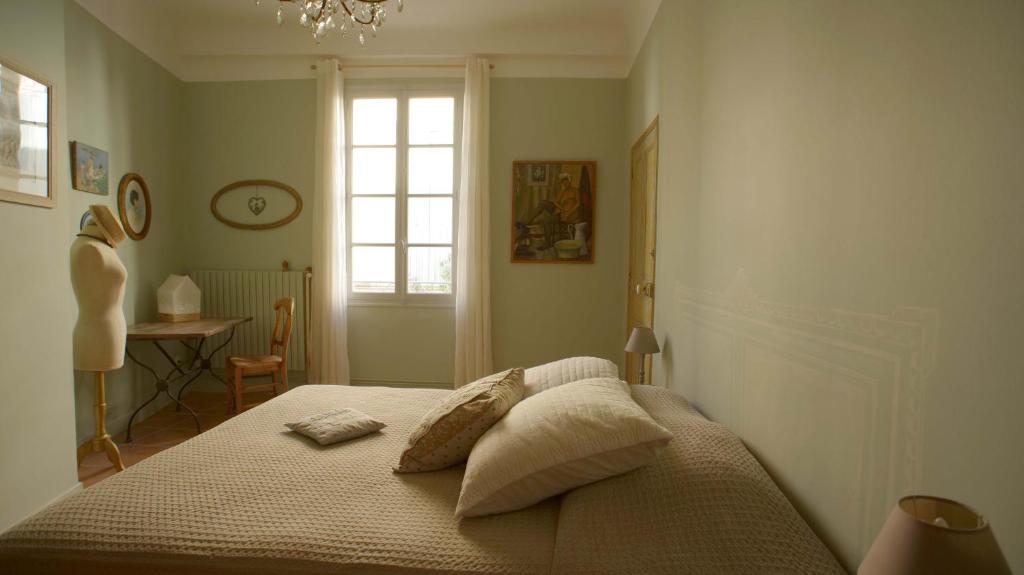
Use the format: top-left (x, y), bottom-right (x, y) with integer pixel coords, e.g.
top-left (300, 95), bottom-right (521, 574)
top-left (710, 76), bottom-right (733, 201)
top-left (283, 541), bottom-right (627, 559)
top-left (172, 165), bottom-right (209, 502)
top-left (0, 382), bottom-right (844, 574)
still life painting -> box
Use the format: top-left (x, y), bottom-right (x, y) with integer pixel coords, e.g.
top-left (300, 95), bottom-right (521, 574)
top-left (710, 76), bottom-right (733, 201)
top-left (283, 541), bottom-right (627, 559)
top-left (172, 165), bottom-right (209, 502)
top-left (511, 160), bottom-right (595, 263)
top-left (71, 141), bottom-right (109, 195)
top-left (0, 58), bottom-right (53, 208)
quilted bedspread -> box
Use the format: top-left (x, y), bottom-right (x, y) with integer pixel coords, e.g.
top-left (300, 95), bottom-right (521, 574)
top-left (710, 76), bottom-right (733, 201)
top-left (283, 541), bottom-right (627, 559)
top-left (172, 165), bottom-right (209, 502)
top-left (0, 385), bottom-right (559, 575)
top-left (0, 380), bottom-right (844, 574)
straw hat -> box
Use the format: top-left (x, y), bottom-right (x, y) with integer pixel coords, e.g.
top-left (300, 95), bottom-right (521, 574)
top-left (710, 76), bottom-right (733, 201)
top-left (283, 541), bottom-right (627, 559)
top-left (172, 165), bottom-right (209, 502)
top-left (86, 204), bottom-right (126, 246)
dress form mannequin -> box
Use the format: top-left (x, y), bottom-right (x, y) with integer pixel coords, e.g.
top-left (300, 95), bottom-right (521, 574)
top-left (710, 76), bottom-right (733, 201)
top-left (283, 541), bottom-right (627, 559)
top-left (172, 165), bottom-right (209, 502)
top-left (70, 205), bottom-right (128, 471)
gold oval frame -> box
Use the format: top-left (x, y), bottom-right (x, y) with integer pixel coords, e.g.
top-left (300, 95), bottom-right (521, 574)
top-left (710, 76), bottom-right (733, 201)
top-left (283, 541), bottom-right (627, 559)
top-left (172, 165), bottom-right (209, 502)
top-left (210, 179), bottom-right (303, 230)
top-left (117, 172), bottom-right (152, 240)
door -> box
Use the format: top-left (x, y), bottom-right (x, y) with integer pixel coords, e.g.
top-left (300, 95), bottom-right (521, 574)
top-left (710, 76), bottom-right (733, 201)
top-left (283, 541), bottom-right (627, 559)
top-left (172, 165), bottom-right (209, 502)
top-left (626, 118), bottom-right (659, 385)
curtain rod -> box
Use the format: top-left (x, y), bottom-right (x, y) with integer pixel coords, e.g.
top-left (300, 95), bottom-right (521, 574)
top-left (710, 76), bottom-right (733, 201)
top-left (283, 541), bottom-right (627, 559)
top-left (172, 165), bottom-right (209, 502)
top-left (310, 63), bottom-right (495, 71)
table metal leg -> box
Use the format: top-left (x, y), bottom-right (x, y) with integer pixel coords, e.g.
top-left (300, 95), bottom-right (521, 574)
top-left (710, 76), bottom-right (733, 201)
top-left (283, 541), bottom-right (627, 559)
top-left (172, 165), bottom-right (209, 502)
top-left (123, 386), bottom-right (160, 444)
top-left (124, 324), bottom-right (244, 443)
top-left (124, 345), bottom-right (203, 443)
top-left (173, 327), bottom-right (237, 408)
top-left (174, 338), bottom-right (206, 411)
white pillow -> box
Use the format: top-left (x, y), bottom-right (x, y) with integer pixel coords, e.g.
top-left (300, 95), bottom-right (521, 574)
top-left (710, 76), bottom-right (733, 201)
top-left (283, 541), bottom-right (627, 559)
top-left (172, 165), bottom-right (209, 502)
top-left (285, 408), bottom-right (386, 445)
top-left (456, 378), bottom-right (673, 518)
top-left (523, 356), bottom-right (619, 397)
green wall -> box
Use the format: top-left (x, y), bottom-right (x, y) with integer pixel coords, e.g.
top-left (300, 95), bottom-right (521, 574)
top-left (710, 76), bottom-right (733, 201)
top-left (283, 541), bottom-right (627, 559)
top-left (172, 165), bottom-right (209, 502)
top-left (179, 80), bottom-right (456, 387)
top-left (182, 80), bottom-right (316, 272)
top-left (64, 0), bottom-right (187, 442)
top-left (180, 78), bottom-right (629, 386)
top-left (629, 0), bottom-right (1024, 570)
top-left (0, 0), bottom-right (80, 533)
top-left (490, 78), bottom-right (628, 373)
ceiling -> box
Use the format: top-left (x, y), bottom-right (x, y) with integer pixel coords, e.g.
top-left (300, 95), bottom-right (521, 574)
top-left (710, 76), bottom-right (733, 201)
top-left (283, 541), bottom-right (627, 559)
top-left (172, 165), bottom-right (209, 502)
top-left (74, 0), bottom-right (662, 81)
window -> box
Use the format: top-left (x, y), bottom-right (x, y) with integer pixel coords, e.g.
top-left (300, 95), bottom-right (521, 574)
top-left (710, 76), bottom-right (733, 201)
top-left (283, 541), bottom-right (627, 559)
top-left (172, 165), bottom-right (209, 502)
top-left (346, 87), bottom-right (461, 304)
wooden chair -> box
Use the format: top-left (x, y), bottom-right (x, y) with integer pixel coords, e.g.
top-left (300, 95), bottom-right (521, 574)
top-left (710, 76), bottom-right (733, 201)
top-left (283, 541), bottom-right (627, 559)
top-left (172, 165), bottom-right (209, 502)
top-left (225, 297), bottom-right (294, 413)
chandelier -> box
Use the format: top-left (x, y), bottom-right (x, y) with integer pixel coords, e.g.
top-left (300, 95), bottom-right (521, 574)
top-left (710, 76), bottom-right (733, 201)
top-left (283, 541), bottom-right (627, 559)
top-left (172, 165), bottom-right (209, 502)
top-left (259, 0), bottom-right (403, 45)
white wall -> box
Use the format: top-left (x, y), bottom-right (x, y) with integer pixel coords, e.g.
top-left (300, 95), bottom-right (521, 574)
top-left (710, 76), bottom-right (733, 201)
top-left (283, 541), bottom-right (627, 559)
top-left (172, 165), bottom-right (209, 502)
top-left (630, 0), bottom-right (1024, 570)
top-left (0, 0), bottom-right (81, 531)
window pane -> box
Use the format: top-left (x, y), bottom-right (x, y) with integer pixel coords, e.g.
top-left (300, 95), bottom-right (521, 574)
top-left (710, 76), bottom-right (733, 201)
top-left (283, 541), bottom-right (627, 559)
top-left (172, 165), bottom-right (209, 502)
top-left (352, 98), bottom-right (397, 145)
top-left (351, 197), bottom-right (395, 244)
top-left (408, 197), bottom-right (452, 244)
top-left (352, 246), bottom-right (395, 293)
top-left (408, 247), bottom-right (452, 294)
top-left (408, 147), bottom-right (453, 195)
top-left (352, 147), bottom-right (396, 195)
top-left (409, 98), bottom-right (454, 145)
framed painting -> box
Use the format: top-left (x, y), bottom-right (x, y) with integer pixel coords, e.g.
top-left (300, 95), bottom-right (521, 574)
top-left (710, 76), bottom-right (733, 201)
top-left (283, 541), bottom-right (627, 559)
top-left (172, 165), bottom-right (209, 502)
top-left (511, 160), bottom-right (596, 263)
top-left (71, 141), bottom-right (109, 195)
top-left (0, 57), bottom-right (54, 208)
top-left (117, 172), bottom-right (151, 240)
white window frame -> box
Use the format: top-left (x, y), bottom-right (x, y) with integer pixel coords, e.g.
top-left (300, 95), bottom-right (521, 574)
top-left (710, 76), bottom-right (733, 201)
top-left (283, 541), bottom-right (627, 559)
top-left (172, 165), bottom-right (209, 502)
top-left (345, 83), bottom-right (463, 307)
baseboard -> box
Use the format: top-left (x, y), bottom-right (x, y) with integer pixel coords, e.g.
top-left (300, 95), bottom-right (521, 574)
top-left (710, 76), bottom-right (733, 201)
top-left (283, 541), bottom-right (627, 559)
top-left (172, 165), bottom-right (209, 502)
top-left (351, 378), bottom-right (452, 390)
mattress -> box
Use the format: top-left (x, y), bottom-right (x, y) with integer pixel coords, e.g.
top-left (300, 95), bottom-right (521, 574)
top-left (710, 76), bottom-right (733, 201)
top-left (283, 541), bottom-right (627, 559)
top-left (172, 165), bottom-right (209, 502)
top-left (0, 385), bottom-right (559, 575)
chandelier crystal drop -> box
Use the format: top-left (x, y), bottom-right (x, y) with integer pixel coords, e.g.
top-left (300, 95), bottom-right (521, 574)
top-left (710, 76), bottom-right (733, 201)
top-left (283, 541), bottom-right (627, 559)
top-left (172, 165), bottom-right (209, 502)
top-left (267, 0), bottom-right (402, 45)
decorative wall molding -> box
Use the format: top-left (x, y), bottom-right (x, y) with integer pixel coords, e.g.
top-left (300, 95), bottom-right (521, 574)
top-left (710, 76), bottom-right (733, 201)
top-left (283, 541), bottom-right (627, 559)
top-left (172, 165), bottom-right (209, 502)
top-left (672, 269), bottom-right (939, 570)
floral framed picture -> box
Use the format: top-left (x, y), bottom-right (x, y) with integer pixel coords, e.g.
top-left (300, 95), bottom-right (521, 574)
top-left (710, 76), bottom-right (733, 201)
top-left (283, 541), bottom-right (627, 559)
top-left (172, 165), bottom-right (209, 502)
top-left (71, 141), bottom-right (109, 195)
top-left (0, 58), bottom-right (54, 208)
top-left (511, 160), bottom-right (596, 263)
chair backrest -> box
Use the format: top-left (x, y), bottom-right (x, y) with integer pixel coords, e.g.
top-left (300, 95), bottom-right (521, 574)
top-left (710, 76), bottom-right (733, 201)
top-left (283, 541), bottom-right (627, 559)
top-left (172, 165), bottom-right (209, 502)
top-left (270, 297), bottom-right (295, 365)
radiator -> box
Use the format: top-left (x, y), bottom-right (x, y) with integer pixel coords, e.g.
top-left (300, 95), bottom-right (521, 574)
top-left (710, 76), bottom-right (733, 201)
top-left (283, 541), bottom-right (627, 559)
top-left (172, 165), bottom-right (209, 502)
top-left (189, 269), bottom-right (311, 371)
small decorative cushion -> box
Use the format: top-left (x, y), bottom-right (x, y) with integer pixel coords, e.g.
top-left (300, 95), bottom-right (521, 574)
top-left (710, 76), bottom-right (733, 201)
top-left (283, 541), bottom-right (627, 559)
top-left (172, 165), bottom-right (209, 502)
top-left (456, 377), bottom-right (673, 518)
top-left (395, 368), bottom-right (525, 473)
top-left (523, 356), bottom-right (619, 397)
top-left (285, 408), bottom-right (386, 445)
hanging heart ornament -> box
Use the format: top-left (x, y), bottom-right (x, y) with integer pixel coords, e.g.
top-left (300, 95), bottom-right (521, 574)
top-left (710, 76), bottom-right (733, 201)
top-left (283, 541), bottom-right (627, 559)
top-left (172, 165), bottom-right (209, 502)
top-left (248, 196), bottom-right (267, 215)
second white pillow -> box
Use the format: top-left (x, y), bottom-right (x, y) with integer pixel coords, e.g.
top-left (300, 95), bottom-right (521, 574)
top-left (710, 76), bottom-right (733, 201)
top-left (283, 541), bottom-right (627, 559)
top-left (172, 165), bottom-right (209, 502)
top-left (456, 377), bottom-right (673, 518)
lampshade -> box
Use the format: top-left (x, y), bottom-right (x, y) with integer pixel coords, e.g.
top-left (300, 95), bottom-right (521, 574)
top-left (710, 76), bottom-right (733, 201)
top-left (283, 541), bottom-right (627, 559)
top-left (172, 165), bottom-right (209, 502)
top-left (859, 495), bottom-right (1011, 575)
top-left (158, 274), bottom-right (201, 322)
top-left (625, 326), bottom-right (660, 354)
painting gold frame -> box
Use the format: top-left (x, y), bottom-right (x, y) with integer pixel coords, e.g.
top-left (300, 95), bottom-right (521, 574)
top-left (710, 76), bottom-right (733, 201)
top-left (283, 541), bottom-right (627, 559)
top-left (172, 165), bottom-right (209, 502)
top-left (117, 172), bottom-right (152, 240)
top-left (0, 57), bottom-right (54, 208)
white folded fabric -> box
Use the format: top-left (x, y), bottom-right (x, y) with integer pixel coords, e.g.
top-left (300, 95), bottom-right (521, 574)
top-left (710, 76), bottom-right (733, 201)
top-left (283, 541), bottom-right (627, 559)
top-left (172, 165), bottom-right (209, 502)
top-left (286, 408), bottom-right (386, 445)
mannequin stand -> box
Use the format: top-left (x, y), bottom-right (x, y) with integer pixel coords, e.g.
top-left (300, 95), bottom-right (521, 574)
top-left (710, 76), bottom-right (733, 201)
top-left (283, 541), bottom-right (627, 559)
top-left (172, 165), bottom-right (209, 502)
top-left (76, 371), bottom-right (125, 472)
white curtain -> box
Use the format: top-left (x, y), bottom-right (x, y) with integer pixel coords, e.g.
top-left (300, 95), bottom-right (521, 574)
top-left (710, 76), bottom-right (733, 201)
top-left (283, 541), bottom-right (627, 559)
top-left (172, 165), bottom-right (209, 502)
top-left (454, 56), bottom-right (493, 387)
top-left (310, 59), bottom-right (351, 385)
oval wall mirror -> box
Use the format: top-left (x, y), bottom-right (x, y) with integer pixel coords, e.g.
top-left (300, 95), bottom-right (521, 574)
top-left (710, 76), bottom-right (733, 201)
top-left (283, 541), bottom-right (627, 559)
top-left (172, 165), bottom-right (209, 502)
top-left (210, 179), bottom-right (302, 230)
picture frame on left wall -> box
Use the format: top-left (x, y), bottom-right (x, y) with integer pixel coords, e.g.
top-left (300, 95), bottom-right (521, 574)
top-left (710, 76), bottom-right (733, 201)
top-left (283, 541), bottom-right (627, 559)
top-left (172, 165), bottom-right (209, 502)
top-left (70, 141), bottom-right (109, 196)
top-left (0, 57), bottom-right (54, 208)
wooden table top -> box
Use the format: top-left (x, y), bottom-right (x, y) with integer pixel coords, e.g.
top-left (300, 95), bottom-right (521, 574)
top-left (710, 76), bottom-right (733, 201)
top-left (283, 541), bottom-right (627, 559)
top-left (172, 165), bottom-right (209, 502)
top-left (127, 317), bottom-right (252, 340)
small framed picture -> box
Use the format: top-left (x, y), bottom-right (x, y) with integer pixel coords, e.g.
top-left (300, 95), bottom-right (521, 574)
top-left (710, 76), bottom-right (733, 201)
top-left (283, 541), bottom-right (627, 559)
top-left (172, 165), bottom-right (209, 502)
top-left (117, 172), bottom-right (151, 240)
top-left (0, 58), bottom-right (54, 208)
top-left (71, 141), bottom-right (109, 195)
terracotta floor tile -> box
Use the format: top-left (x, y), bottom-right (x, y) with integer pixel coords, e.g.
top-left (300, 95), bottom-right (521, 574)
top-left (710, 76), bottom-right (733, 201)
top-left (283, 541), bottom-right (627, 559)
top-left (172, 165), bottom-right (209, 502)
top-left (78, 391), bottom-right (264, 488)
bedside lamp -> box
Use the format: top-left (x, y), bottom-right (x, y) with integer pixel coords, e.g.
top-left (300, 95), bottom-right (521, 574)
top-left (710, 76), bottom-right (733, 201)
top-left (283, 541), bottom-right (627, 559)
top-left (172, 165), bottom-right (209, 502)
top-left (625, 326), bottom-right (660, 385)
top-left (859, 495), bottom-right (1011, 575)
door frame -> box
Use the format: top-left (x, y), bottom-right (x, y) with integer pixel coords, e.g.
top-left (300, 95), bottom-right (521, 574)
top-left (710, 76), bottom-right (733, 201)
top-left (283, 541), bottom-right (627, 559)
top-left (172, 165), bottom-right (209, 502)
top-left (626, 116), bottom-right (660, 384)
